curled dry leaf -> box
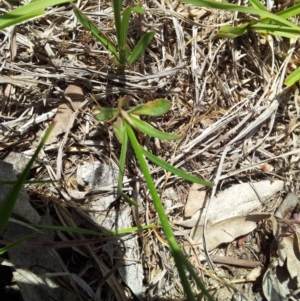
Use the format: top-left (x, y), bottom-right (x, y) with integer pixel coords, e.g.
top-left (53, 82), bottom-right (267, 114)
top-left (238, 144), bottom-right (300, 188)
top-left (47, 85), bottom-right (84, 144)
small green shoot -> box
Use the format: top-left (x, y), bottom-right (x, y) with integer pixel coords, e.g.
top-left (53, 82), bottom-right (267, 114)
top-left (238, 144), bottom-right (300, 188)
top-left (94, 97), bottom-right (214, 300)
top-left (180, 0), bottom-right (300, 39)
top-left (72, 0), bottom-right (154, 67)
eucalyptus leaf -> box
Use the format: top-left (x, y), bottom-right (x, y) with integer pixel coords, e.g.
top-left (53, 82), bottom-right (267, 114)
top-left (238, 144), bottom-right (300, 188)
top-left (128, 99), bottom-right (171, 116)
top-left (129, 115), bottom-right (181, 140)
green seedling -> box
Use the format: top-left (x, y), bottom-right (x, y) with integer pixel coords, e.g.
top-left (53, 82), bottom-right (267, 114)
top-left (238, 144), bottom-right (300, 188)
top-left (181, 0), bottom-right (300, 39)
top-left (73, 1), bottom-right (154, 68)
top-left (94, 97), bottom-right (214, 301)
top-left (180, 0), bottom-right (300, 86)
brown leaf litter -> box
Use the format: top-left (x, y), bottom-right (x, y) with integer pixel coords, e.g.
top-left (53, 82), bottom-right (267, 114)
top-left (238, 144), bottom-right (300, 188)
top-left (1, 0), bottom-right (300, 300)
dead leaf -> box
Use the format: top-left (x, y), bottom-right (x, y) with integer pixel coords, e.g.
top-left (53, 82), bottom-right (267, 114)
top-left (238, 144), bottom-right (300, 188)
top-left (65, 84), bottom-right (85, 102)
top-left (193, 213), bottom-right (270, 250)
top-left (10, 26), bottom-right (17, 61)
top-left (47, 85), bottom-right (84, 144)
top-left (287, 116), bottom-right (298, 135)
top-left (184, 183), bottom-right (206, 218)
top-left (176, 180), bottom-right (284, 229)
top-left (275, 193), bottom-right (298, 220)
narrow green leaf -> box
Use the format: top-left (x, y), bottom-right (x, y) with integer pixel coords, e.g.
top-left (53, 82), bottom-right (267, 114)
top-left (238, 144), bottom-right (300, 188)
top-left (218, 24), bottom-right (249, 38)
top-left (93, 107), bottom-right (118, 121)
top-left (251, 24), bottom-right (300, 38)
top-left (120, 191), bottom-right (138, 207)
top-left (249, 0), bottom-right (267, 11)
top-left (276, 3), bottom-right (300, 19)
top-left (72, 6), bottom-right (119, 61)
top-left (30, 223), bottom-right (152, 235)
top-left (120, 7), bottom-right (131, 51)
top-left (112, 0), bottom-right (123, 51)
top-left (142, 148), bottom-right (214, 186)
top-left (284, 67), bottom-right (300, 87)
top-left (180, 0), bottom-right (300, 30)
top-left (128, 31), bottom-right (155, 65)
top-left (219, 22), bottom-right (300, 39)
top-left (0, 123), bottom-right (54, 236)
top-left (125, 121), bottom-right (214, 301)
top-left (128, 99), bottom-right (171, 116)
top-left (129, 115), bottom-right (181, 140)
top-left (0, 0), bottom-right (74, 30)
top-left (119, 5), bottom-right (145, 51)
top-left (117, 123), bottom-right (127, 192)
top-left (0, 232), bottom-right (39, 255)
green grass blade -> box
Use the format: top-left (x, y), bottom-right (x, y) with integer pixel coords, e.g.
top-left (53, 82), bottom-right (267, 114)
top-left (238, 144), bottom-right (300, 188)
top-left (30, 223), bottom-right (153, 235)
top-left (284, 67), bottom-right (300, 87)
top-left (129, 115), bottom-right (181, 140)
top-left (251, 23), bottom-right (300, 38)
top-left (0, 0), bottom-right (74, 30)
top-left (118, 124), bottom-right (128, 192)
top-left (128, 31), bottom-right (155, 65)
top-left (219, 22), bottom-right (300, 39)
top-left (275, 2), bottom-right (300, 19)
top-left (120, 7), bottom-right (131, 51)
top-left (218, 24), bottom-right (249, 38)
top-left (120, 191), bottom-right (138, 207)
top-left (125, 121), bottom-right (214, 301)
top-left (142, 148), bottom-right (214, 186)
top-left (249, 0), bottom-right (267, 11)
top-left (0, 232), bottom-right (39, 255)
top-left (128, 99), bottom-right (171, 116)
top-left (112, 0), bottom-right (123, 48)
top-left (0, 123), bottom-right (54, 236)
top-left (180, 0), bottom-right (300, 30)
top-left (72, 5), bottom-right (119, 61)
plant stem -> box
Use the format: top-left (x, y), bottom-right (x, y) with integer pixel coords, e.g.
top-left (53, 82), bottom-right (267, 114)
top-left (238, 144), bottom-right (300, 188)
top-left (125, 121), bottom-right (198, 301)
top-left (112, 0), bottom-right (126, 66)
